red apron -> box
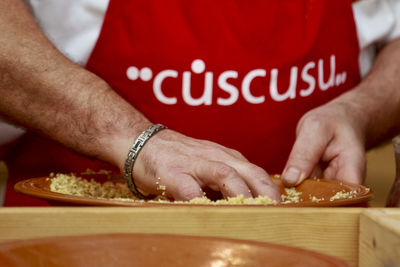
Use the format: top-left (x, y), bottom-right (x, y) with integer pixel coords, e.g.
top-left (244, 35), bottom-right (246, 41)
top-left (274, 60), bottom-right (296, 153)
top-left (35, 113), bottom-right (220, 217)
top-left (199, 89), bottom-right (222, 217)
top-left (4, 0), bottom-right (360, 206)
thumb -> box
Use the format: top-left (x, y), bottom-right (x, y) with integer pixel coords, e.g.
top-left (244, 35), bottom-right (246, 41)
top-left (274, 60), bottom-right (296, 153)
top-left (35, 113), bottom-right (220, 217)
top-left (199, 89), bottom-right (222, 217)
top-left (282, 123), bottom-right (332, 187)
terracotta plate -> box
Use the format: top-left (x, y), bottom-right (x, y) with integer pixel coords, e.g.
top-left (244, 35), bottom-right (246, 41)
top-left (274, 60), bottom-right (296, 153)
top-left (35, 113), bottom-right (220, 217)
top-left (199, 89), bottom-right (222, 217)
top-left (0, 233), bottom-right (348, 266)
top-left (14, 175), bottom-right (373, 207)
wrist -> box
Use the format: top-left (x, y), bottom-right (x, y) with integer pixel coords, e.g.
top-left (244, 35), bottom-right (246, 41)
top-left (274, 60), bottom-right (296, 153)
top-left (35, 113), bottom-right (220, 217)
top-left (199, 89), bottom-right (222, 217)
top-left (100, 120), bottom-right (153, 170)
top-left (123, 123), bottom-right (167, 198)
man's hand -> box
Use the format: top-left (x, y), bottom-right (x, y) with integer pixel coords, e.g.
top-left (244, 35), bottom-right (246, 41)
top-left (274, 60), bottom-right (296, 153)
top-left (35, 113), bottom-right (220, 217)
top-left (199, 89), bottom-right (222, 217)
top-left (282, 99), bottom-right (367, 186)
top-left (282, 38), bottom-right (400, 186)
top-left (127, 129), bottom-right (282, 201)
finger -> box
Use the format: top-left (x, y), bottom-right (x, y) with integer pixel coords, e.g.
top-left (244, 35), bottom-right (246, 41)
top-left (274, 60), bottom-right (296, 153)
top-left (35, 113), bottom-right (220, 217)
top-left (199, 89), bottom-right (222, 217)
top-left (233, 162), bottom-right (281, 202)
top-left (193, 161), bottom-right (252, 199)
top-left (323, 150), bottom-right (365, 185)
top-left (195, 141), bottom-right (279, 200)
top-left (160, 174), bottom-right (204, 201)
top-left (322, 158), bottom-right (338, 180)
top-left (282, 122), bottom-right (332, 187)
top-left (337, 153), bottom-right (365, 184)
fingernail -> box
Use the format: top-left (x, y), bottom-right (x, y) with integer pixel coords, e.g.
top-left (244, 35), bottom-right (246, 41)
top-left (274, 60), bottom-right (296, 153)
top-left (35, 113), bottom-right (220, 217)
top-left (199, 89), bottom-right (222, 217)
top-left (284, 167), bottom-right (300, 185)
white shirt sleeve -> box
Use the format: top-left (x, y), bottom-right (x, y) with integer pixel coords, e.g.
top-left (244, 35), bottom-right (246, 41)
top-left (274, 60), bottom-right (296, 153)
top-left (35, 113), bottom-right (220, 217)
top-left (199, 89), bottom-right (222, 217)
top-left (383, 0), bottom-right (400, 42)
top-left (353, 0), bottom-right (400, 77)
top-left (25, 0), bottom-right (109, 66)
top-left (0, 119), bottom-right (25, 146)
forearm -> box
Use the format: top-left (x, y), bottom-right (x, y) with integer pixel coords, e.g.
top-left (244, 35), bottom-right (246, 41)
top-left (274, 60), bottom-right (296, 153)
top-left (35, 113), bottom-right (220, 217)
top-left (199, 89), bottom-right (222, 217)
top-left (333, 38), bottom-right (400, 148)
top-left (0, 0), bottom-right (150, 167)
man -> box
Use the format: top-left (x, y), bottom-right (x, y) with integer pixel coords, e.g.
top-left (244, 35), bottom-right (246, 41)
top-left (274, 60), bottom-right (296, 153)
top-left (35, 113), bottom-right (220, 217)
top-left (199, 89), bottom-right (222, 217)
top-left (1, 0), bottom-right (400, 205)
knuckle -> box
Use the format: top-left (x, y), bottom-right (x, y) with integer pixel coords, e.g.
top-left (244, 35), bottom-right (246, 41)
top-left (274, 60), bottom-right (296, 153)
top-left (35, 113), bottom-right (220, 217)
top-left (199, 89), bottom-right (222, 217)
top-left (201, 139), bottom-right (220, 150)
top-left (248, 165), bottom-right (274, 186)
top-left (203, 143), bottom-right (226, 156)
top-left (248, 164), bottom-right (268, 178)
top-left (302, 112), bottom-right (320, 123)
top-left (212, 163), bottom-right (236, 179)
top-left (299, 113), bottom-right (327, 132)
top-left (230, 149), bottom-right (246, 160)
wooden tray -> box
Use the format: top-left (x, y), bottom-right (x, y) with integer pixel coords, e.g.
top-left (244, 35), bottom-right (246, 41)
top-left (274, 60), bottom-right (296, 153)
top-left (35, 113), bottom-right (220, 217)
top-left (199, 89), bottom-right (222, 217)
top-left (0, 233), bottom-right (348, 266)
top-left (14, 175), bottom-right (373, 207)
top-left (359, 209), bottom-right (400, 266)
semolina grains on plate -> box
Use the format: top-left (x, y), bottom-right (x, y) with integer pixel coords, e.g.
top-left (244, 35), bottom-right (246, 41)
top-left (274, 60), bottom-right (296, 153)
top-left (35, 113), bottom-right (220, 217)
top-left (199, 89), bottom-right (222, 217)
top-left (48, 173), bottom-right (281, 205)
top-left (44, 172), bottom-right (370, 206)
top-left (49, 173), bottom-right (136, 200)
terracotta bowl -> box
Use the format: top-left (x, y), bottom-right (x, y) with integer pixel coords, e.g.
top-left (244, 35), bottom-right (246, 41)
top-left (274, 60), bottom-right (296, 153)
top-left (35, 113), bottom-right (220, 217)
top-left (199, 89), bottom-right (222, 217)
top-left (0, 233), bottom-right (348, 267)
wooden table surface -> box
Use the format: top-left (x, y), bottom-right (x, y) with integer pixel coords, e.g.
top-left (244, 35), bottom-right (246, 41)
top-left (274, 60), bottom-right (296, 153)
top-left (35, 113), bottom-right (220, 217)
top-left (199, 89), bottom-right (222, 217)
top-left (0, 207), bottom-right (363, 266)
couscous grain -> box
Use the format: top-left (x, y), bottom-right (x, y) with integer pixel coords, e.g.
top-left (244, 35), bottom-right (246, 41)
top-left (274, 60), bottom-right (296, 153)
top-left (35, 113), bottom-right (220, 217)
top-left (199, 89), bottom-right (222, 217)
top-left (48, 173), bottom-right (365, 205)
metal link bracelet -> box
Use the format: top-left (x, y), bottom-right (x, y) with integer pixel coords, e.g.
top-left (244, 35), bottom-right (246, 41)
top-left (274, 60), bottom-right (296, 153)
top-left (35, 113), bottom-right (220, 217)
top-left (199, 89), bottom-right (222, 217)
top-left (124, 124), bottom-right (167, 199)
